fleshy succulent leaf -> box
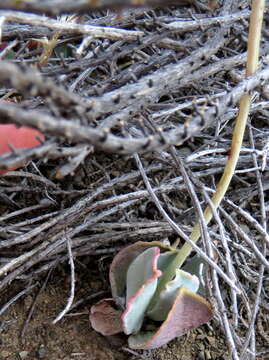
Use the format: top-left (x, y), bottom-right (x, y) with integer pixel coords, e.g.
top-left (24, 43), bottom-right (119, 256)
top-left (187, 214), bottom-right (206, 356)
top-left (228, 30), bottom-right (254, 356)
top-left (126, 247), bottom-right (161, 301)
top-left (122, 247), bottom-right (162, 335)
top-left (182, 254), bottom-right (207, 296)
top-left (91, 241), bottom-right (213, 350)
top-left (89, 298), bottom-right (123, 336)
top-left (147, 269), bottom-right (200, 321)
top-left (157, 251), bottom-right (178, 272)
top-left (109, 241), bottom-right (172, 306)
top-left (128, 287), bottom-right (213, 350)
top-left (147, 251), bottom-right (179, 311)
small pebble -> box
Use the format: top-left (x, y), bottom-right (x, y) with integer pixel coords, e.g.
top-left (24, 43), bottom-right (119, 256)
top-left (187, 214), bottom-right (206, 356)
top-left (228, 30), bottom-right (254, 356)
top-left (37, 345), bottom-right (47, 359)
top-left (18, 351), bottom-right (29, 360)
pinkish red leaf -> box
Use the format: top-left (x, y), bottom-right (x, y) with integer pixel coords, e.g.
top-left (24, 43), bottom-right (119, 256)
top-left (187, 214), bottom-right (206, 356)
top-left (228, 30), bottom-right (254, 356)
top-left (128, 287), bottom-right (213, 349)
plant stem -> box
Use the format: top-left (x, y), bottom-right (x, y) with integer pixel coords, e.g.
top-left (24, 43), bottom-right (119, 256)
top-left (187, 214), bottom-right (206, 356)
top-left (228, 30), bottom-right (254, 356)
top-left (174, 0), bottom-right (265, 270)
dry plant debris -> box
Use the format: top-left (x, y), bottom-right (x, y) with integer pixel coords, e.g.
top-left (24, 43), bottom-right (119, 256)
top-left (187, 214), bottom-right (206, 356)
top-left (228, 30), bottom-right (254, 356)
top-left (0, 1), bottom-right (268, 359)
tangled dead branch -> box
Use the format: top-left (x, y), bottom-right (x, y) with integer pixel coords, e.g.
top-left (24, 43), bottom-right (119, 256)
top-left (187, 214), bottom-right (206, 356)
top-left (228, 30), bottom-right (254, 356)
top-left (0, 1), bottom-right (268, 359)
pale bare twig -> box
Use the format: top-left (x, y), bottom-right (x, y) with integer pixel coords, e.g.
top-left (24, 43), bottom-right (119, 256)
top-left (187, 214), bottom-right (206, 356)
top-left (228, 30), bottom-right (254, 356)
top-left (1, 66), bottom-right (269, 154)
top-left (53, 235), bottom-right (75, 324)
top-left (239, 124), bottom-right (267, 360)
top-left (134, 152), bottom-right (241, 293)
top-left (166, 9), bottom-right (250, 32)
top-left (0, 11), bottom-right (144, 41)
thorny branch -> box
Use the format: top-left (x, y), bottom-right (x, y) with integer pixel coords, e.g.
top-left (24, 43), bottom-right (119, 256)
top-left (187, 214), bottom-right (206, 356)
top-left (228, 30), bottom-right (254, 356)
top-left (1, 65), bottom-right (269, 154)
top-left (0, 0), bottom-right (200, 16)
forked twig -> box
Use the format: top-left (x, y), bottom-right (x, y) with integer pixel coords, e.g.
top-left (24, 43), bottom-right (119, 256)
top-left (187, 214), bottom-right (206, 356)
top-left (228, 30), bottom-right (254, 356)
top-left (0, 11), bottom-right (144, 41)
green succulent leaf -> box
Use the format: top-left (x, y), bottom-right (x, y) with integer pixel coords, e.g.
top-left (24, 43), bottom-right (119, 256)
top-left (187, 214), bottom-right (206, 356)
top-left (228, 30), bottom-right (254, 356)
top-left (157, 251), bottom-right (178, 272)
top-left (147, 251), bottom-right (178, 311)
top-left (151, 246), bottom-right (189, 309)
top-left (91, 241), bottom-right (214, 350)
top-left (109, 241), bottom-right (172, 306)
top-left (147, 269), bottom-right (199, 321)
top-left (182, 254), bottom-right (207, 296)
top-left (122, 247), bottom-right (162, 335)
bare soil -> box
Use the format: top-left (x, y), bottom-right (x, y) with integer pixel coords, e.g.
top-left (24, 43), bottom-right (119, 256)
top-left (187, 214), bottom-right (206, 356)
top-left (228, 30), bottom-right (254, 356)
top-left (0, 278), bottom-right (228, 360)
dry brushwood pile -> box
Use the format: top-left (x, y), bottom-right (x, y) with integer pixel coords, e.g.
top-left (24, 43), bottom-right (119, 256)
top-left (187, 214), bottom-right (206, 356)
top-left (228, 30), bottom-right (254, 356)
top-left (0, 0), bottom-right (269, 359)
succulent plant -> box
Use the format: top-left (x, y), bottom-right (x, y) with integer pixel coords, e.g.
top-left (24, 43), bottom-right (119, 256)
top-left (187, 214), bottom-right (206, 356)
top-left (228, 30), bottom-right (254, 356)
top-left (90, 241), bottom-right (213, 349)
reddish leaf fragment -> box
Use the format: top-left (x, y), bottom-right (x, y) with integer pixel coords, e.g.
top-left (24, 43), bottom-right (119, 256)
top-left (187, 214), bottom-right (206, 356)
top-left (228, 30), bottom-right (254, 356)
top-left (0, 121), bottom-right (45, 174)
top-left (0, 124), bottom-right (44, 153)
top-left (90, 298), bottom-right (123, 336)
